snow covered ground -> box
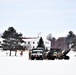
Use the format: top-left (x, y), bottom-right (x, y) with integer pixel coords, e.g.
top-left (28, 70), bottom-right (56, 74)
top-left (0, 50), bottom-right (76, 75)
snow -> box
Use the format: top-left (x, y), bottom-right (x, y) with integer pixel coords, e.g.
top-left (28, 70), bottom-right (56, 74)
top-left (0, 50), bottom-right (76, 75)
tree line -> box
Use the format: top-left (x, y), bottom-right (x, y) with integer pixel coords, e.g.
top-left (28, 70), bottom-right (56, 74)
top-left (47, 31), bottom-right (76, 51)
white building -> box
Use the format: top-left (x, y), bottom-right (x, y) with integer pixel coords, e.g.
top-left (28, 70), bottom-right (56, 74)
top-left (21, 35), bottom-right (51, 50)
top-left (0, 38), bottom-right (4, 50)
top-left (0, 38), bottom-right (4, 43)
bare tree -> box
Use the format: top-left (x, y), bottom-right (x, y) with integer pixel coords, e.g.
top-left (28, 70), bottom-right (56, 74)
top-left (47, 34), bottom-right (52, 41)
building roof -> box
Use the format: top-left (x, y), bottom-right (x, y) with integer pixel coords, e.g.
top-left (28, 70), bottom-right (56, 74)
top-left (22, 36), bottom-right (50, 42)
top-left (21, 37), bottom-right (38, 39)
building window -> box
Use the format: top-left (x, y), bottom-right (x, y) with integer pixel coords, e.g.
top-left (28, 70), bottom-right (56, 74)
top-left (25, 42), bottom-right (26, 44)
top-left (28, 41), bottom-right (30, 44)
top-left (33, 42), bottom-right (35, 44)
top-left (33, 46), bottom-right (35, 48)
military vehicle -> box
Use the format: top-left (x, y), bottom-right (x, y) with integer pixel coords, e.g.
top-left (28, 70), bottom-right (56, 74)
top-left (47, 48), bottom-right (70, 60)
top-left (29, 47), bottom-right (44, 60)
top-left (29, 43), bottom-right (71, 60)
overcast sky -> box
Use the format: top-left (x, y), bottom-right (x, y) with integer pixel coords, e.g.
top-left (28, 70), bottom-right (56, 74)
top-left (0, 0), bottom-right (76, 38)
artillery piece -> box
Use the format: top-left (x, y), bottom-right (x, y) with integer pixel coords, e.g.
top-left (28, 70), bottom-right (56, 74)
top-left (45, 43), bottom-right (71, 60)
top-left (47, 48), bottom-right (70, 60)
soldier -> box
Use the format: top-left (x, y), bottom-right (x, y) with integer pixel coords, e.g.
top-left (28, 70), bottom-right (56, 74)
top-left (20, 51), bottom-right (23, 56)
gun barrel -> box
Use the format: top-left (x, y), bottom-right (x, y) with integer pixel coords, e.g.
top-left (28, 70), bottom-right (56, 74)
top-left (63, 49), bottom-right (70, 55)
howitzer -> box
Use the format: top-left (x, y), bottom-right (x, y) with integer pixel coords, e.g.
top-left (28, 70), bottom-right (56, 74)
top-left (63, 49), bottom-right (70, 56)
top-left (46, 43), bottom-right (71, 60)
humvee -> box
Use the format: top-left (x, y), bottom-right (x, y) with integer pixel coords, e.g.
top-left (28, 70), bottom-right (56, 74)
top-left (29, 47), bottom-right (44, 60)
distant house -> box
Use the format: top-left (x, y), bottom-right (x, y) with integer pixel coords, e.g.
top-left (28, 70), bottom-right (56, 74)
top-left (21, 36), bottom-right (51, 50)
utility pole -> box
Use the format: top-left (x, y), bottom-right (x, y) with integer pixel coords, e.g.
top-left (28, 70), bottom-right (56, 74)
top-left (38, 32), bottom-right (41, 38)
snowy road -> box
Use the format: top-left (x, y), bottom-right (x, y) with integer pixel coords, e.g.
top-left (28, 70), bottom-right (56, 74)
top-left (0, 51), bottom-right (76, 75)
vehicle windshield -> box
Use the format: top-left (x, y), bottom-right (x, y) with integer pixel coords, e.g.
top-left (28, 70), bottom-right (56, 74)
top-left (32, 51), bottom-right (43, 53)
top-left (32, 49), bottom-right (44, 50)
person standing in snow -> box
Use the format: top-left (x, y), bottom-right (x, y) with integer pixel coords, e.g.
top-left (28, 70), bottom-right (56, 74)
top-left (20, 51), bottom-right (23, 56)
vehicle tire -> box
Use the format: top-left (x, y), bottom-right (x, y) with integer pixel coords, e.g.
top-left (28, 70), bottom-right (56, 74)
top-left (51, 57), bottom-right (55, 60)
top-left (58, 58), bottom-right (63, 60)
top-left (48, 56), bottom-right (55, 60)
top-left (40, 58), bottom-right (43, 60)
top-left (36, 58), bottom-right (39, 60)
top-left (31, 57), bottom-right (34, 60)
top-left (64, 56), bottom-right (70, 60)
top-left (47, 53), bottom-right (51, 59)
top-left (58, 57), bottom-right (63, 60)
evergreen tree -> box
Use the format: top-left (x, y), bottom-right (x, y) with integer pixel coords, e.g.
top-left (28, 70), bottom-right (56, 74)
top-left (67, 31), bottom-right (75, 37)
top-left (37, 37), bottom-right (45, 48)
top-left (1, 27), bottom-right (24, 56)
top-left (66, 31), bottom-right (76, 49)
